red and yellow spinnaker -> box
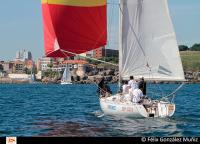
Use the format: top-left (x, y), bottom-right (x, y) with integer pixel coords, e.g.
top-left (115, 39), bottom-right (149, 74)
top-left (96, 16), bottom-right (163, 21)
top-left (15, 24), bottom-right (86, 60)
top-left (41, 0), bottom-right (107, 57)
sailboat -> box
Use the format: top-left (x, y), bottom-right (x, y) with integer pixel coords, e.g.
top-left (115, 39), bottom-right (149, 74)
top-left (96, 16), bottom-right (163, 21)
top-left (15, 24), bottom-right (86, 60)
top-left (41, 0), bottom-right (185, 118)
top-left (61, 65), bottom-right (72, 85)
top-left (29, 68), bottom-right (36, 84)
top-left (100, 0), bottom-right (185, 118)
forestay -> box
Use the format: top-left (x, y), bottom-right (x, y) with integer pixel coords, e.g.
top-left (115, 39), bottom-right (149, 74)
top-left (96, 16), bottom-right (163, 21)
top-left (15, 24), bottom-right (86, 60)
top-left (119, 0), bottom-right (185, 81)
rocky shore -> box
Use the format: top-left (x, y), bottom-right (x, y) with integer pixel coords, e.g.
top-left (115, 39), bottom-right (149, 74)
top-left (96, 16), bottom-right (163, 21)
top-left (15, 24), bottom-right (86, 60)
top-left (41, 69), bottom-right (119, 84)
top-left (1, 70), bottom-right (200, 84)
top-left (0, 77), bottom-right (29, 84)
top-left (39, 69), bottom-right (200, 84)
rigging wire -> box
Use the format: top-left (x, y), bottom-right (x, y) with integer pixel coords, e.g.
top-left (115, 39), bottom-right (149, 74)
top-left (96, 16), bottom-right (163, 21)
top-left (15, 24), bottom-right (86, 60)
top-left (60, 49), bottom-right (118, 67)
top-left (148, 71), bottom-right (166, 99)
top-left (160, 83), bottom-right (185, 102)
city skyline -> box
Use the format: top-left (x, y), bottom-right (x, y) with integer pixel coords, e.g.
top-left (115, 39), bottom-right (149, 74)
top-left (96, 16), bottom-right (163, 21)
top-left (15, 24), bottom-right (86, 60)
top-left (0, 0), bottom-right (200, 61)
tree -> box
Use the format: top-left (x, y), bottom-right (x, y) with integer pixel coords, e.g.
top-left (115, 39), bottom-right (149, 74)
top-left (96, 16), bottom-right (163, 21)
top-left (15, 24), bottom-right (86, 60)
top-left (0, 64), bottom-right (3, 71)
top-left (47, 63), bottom-right (53, 68)
top-left (32, 67), bottom-right (37, 74)
top-left (190, 44), bottom-right (200, 51)
top-left (23, 67), bottom-right (28, 74)
top-left (99, 56), bottom-right (118, 64)
top-left (179, 45), bottom-right (189, 51)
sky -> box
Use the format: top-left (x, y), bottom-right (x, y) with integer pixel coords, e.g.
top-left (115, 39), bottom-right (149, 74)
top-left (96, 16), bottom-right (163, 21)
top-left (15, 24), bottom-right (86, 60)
top-left (0, 0), bottom-right (200, 61)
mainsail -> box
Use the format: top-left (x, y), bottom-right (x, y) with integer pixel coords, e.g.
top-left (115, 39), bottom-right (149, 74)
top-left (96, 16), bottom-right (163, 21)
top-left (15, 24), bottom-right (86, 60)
top-left (119, 0), bottom-right (185, 81)
top-left (41, 0), bottom-right (107, 57)
top-left (61, 65), bottom-right (71, 83)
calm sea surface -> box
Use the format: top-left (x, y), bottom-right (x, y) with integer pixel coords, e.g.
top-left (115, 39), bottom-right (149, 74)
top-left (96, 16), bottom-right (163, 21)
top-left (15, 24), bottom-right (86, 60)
top-left (0, 83), bottom-right (199, 137)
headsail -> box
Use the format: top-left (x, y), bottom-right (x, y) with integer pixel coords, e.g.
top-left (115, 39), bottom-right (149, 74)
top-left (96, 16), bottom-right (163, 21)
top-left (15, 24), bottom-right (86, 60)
top-left (119, 0), bottom-right (185, 81)
top-left (41, 0), bottom-right (107, 57)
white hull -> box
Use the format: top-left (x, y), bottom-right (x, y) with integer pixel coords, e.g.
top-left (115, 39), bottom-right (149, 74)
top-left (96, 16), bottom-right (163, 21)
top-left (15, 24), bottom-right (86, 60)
top-left (61, 81), bottom-right (72, 85)
top-left (100, 94), bottom-right (175, 118)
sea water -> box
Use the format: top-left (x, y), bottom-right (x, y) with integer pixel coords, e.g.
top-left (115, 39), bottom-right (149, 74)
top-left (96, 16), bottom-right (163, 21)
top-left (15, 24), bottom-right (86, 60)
top-left (0, 83), bottom-right (199, 137)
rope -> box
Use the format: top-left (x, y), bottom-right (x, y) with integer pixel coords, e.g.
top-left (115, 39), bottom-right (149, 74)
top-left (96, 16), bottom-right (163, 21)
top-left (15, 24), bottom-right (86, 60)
top-left (160, 83), bottom-right (185, 102)
top-left (96, 84), bottom-right (113, 98)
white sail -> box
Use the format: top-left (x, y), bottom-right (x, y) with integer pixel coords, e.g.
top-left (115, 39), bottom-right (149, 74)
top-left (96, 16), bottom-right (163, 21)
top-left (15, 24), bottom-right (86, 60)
top-left (61, 65), bottom-right (71, 83)
top-left (119, 0), bottom-right (185, 81)
top-left (29, 68), bottom-right (35, 83)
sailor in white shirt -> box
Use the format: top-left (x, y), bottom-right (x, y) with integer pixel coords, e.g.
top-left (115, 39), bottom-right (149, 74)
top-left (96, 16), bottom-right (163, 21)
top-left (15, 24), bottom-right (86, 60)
top-left (120, 80), bottom-right (131, 101)
top-left (122, 80), bottom-right (129, 94)
top-left (128, 76), bottom-right (138, 90)
top-left (132, 84), bottom-right (144, 103)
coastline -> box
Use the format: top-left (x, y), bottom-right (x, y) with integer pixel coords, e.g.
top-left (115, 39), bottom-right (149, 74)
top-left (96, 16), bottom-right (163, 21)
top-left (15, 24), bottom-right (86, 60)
top-left (0, 77), bottom-right (30, 84)
top-left (0, 77), bottom-right (199, 84)
top-left (1, 68), bottom-right (199, 85)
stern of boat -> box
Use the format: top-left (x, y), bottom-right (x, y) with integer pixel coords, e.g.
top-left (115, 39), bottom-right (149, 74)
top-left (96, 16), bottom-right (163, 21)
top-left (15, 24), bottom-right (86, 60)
top-left (157, 101), bottom-right (176, 117)
top-left (146, 100), bottom-right (176, 118)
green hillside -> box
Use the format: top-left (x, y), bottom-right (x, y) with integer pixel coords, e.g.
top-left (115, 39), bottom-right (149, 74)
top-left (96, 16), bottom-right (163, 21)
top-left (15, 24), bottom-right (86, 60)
top-left (180, 51), bottom-right (200, 71)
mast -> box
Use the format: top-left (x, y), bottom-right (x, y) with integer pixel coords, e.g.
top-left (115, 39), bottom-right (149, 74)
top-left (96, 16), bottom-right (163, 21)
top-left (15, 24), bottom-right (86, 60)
top-left (118, 0), bottom-right (123, 88)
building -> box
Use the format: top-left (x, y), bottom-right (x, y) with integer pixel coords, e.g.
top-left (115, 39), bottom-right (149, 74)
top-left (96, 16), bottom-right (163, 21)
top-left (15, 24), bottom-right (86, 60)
top-left (62, 60), bottom-right (88, 67)
top-left (55, 58), bottom-right (65, 65)
top-left (1, 61), bottom-right (14, 74)
top-left (104, 49), bottom-right (119, 57)
top-left (62, 60), bottom-right (88, 77)
top-left (14, 60), bottom-right (25, 73)
top-left (16, 49), bottom-right (32, 61)
top-left (93, 47), bottom-right (119, 59)
top-left (37, 57), bottom-right (55, 71)
top-left (79, 50), bottom-right (94, 58)
top-left (93, 47), bottom-right (105, 59)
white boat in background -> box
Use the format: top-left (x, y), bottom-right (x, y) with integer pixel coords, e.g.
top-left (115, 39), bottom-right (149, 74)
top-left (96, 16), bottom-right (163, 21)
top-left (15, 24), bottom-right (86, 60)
top-left (29, 68), bottom-right (36, 84)
top-left (100, 0), bottom-right (185, 118)
top-left (61, 65), bottom-right (72, 85)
